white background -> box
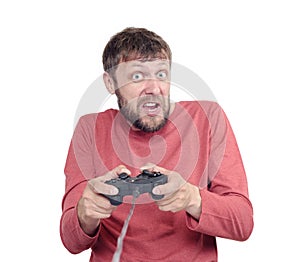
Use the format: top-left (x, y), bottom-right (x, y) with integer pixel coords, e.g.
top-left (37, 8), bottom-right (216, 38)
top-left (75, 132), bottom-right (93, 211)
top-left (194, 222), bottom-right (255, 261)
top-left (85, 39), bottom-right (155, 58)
top-left (1, 0), bottom-right (299, 261)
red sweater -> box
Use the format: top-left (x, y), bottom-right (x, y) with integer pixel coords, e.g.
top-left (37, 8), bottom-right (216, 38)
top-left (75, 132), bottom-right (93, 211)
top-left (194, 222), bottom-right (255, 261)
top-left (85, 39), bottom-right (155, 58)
top-left (60, 101), bottom-right (253, 261)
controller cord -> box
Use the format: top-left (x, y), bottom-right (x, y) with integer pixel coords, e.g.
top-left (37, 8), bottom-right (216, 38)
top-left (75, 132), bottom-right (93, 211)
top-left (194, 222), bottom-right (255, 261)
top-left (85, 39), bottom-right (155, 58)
top-left (111, 189), bottom-right (140, 262)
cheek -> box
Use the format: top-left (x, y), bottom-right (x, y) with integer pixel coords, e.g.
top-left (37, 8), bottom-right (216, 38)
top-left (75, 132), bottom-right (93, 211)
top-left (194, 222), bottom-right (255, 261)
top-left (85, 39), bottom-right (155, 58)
top-left (161, 83), bottom-right (171, 95)
top-left (119, 84), bottom-right (141, 101)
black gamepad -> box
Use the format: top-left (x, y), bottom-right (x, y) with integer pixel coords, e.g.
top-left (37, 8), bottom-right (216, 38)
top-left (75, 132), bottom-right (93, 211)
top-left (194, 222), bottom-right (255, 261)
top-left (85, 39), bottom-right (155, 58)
top-left (104, 170), bottom-right (168, 205)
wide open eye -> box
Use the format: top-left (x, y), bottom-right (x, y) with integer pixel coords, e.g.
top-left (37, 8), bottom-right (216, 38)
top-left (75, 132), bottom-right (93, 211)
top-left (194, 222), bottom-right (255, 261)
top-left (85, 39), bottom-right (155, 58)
top-left (132, 72), bottom-right (144, 82)
top-left (156, 71), bottom-right (167, 80)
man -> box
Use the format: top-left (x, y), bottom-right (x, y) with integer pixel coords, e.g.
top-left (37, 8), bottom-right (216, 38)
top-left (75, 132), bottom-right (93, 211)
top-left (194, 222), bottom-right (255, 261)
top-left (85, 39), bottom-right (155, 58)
top-left (60, 27), bottom-right (253, 261)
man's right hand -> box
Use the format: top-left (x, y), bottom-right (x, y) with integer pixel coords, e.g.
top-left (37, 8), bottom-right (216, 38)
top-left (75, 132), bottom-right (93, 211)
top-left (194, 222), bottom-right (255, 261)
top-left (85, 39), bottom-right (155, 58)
top-left (77, 165), bottom-right (130, 236)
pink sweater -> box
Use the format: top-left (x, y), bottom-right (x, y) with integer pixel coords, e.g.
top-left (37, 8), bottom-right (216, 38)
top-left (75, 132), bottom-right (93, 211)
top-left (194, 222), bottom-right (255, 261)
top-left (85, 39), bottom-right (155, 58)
top-left (60, 101), bottom-right (253, 261)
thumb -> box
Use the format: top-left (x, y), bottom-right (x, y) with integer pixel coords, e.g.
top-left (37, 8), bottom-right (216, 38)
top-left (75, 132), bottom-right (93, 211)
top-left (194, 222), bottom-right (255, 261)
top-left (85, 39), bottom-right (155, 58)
top-left (152, 183), bottom-right (172, 195)
top-left (88, 165), bottom-right (131, 195)
top-left (153, 172), bottom-right (185, 195)
top-left (88, 178), bottom-right (118, 195)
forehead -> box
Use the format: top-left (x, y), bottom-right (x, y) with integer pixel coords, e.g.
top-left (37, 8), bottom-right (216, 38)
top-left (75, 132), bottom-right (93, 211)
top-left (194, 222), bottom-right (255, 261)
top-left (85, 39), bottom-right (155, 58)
top-left (116, 59), bottom-right (170, 72)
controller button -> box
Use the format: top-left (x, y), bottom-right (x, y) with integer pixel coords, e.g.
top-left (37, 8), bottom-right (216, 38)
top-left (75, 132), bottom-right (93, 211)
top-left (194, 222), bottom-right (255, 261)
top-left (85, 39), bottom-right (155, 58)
top-left (142, 170), bottom-right (161, 177)
top-left (142, 170), bottom-right (152, 176)
top-left (119, 172), bottom-right (130, 180)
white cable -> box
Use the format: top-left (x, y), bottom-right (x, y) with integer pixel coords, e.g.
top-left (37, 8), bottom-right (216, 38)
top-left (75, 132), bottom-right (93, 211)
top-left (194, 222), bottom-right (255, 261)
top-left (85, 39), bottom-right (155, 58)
top-left (111, 190), bottom-right (139, 262)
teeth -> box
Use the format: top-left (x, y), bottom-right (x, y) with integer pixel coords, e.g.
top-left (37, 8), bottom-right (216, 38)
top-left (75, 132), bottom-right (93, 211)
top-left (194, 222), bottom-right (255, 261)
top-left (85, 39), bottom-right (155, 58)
top-left (144, 102), bottom-right (157, 107)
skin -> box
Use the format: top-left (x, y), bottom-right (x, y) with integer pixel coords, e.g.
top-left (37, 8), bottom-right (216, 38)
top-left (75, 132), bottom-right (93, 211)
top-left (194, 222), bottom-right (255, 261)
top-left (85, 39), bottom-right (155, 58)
top-left (106, 59), bottom-right (173, 132)
top-left (77, 59), bottom-right (202, 236)
top-left (77, 165), bottom-right (130, 236)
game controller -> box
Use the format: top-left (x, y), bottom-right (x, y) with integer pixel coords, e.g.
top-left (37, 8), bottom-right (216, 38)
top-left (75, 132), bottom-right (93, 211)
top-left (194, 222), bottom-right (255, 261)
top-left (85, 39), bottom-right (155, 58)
top-left (104, 170), bottom-right (168, 205)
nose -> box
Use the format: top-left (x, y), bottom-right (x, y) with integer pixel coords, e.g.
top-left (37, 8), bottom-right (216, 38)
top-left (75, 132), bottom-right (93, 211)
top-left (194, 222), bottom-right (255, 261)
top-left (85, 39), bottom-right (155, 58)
top-left (143, 79), bottom-right (161, 95)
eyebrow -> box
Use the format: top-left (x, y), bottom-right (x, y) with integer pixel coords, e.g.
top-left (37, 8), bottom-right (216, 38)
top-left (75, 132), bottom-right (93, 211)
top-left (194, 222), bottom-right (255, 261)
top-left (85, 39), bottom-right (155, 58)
top-left (130, 61), bottom-right (169, 68)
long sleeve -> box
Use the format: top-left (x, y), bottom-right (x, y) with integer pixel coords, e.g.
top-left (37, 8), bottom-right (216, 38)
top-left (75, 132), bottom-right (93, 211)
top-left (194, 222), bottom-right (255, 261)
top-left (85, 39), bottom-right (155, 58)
top-left (60, 104), bottom-right (253, 261)
top-left (60, 181), bottom-right (101, 254)
top-left (187, 190), bottom-right (253, 241)
top-left (186, 105), bottom-right (254, 241)
top-left (60, 114), bottom-right (101, 254)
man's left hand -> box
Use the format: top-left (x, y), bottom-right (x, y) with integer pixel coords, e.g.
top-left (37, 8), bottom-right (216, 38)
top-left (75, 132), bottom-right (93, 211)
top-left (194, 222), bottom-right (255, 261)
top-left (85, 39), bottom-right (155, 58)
top-left (141, 163), bottom-right (202, 220)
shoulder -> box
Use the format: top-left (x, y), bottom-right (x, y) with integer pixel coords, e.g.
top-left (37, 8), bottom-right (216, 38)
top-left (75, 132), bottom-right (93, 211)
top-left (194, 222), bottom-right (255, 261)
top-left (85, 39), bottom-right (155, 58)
top-left (177, 100), bottom-right (223, 116)
top-left (76, 109), bottom-right (119, 127)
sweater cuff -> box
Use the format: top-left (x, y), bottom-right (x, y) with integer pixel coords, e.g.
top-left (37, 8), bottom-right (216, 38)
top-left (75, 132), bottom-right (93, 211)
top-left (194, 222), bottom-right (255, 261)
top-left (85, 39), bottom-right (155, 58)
top-left (186, 189), bottom-right (210, 232)
top-left (61, 206), bottom-right (101, 253)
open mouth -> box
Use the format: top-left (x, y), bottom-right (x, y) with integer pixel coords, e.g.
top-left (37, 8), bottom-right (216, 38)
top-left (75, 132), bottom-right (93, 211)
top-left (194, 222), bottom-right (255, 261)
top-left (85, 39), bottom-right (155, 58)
top-left (141, 101), bottom-right (162, 116)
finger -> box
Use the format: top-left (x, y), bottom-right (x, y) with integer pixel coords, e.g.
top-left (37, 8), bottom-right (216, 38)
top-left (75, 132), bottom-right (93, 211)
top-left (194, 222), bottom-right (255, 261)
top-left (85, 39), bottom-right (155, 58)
top-left (156, 198), bottom-right (179, 212)
top-left (88, 165), bottom-right (131, 195)
top-left (140, 163), bottom-right (156, 172)
top-left (155, 193), bottom-right (176, 205)
top-left (153, 180), bottom-right (181, 195)
top-left (97, 165), bottom-right (131, 182)
top-left (153, 179), bottom-right (187, 196)
top-left (155, 171), bottom-right (187, 195)
top-left (88, 179), bottom-right (118, 195)
top-left (82, 193), bottom-right (117, 214)
top-left (87, 201), bottom-right (116, 219)
top-left (108, 165), bottom-right (131, 177)
top-left (152, 184), bottom-right (168, 195)
top-left (156, 195), bottom-right (187, 213)
top-left (140, 163), bottom-right (168, 174)
top-left (93, 194), bottom-right (117, 210)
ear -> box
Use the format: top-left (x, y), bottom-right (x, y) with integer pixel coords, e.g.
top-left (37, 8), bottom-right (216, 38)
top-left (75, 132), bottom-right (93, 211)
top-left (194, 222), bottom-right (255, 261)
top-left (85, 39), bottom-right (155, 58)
top-left (103, 72), bottom-right (115, 94)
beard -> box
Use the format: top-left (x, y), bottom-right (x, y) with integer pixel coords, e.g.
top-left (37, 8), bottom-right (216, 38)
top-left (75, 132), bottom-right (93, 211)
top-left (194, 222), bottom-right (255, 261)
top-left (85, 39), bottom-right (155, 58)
top-left (116, 91), bottom-right (170, 133)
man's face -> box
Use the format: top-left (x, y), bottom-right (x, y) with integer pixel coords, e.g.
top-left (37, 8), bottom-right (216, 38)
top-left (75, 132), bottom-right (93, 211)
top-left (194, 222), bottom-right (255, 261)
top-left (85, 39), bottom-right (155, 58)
top-left (113, 59), bottom-right (171, 132)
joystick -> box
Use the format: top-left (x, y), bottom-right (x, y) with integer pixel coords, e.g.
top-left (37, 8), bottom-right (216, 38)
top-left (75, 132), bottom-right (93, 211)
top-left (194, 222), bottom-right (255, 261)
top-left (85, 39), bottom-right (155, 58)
top-left (104, 170), bottom-right (168, 205)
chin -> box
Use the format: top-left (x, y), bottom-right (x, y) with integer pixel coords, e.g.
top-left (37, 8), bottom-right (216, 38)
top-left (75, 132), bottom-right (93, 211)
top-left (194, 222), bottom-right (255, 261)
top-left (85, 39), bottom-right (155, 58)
top-left (133, 116), bottom-right (167, 133)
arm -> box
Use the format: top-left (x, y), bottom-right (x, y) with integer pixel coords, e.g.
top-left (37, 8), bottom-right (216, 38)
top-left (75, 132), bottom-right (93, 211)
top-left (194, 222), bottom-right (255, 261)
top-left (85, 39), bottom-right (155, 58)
top-left (60, 180), bottom-right (100, 254)
top-left (59, 129), bottom-right (101, 254)
top-left (60, 115), bottom-right (99, 254)
top-left (60, 115), bottom-right (128, 253)
top-left (187, 188), bottom-right (253, 241)
top-left (148, 106), bottom-right (253, 241)
top-left (60, 164), bottom-right (128, 254)
top-left (189, 108), bottom-right (254, 241)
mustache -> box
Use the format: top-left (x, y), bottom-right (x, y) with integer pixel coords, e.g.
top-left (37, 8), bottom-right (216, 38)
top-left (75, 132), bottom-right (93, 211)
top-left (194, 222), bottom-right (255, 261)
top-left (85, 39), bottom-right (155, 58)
top-left (136, 95), bottom-right (164, 107)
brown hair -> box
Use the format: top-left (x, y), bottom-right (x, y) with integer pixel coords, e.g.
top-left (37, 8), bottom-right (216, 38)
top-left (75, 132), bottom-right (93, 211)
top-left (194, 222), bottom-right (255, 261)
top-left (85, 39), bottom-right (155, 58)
top-left (102, 27), bottom-right (172, 74)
